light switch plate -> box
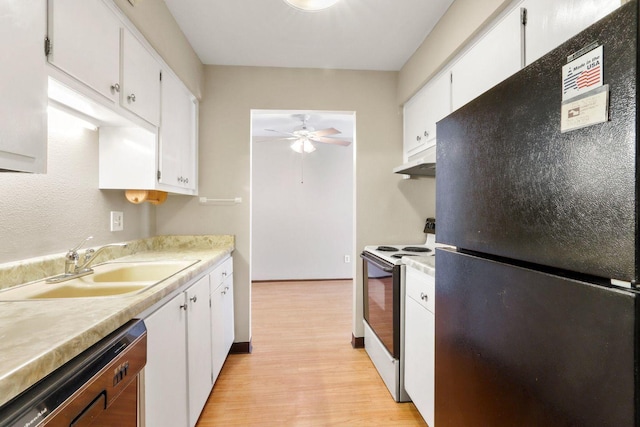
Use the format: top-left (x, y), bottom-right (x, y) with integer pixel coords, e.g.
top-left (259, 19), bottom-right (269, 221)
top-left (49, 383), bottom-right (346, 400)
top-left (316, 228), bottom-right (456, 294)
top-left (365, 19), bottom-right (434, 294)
top-left (110, 211), bottom-right (124, 232)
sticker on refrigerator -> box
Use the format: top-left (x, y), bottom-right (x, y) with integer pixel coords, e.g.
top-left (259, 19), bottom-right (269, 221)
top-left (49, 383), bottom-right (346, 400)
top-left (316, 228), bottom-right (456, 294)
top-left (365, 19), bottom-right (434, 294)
top-left (561, 84), bottom-right (609, 133)
top-left (562, 45), bottom-right (603, 101)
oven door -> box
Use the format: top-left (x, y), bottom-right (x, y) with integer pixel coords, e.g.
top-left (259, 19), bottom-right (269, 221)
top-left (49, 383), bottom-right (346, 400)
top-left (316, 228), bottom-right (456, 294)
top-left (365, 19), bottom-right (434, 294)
top-left (361, 251), bottom-right (401, 359)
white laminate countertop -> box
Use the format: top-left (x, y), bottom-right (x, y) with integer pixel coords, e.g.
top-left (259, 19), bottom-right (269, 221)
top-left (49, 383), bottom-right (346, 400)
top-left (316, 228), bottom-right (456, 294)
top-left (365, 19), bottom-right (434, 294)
top-left (0, 235), bottom-right (234, 407)
top-left (403, 255), bottom-right (436, 277)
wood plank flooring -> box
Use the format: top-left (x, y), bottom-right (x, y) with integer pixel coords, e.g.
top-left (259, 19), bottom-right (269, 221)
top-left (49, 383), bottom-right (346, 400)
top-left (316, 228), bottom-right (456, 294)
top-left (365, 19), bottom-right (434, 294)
top-left (196, 280), bottom-right (427, 426)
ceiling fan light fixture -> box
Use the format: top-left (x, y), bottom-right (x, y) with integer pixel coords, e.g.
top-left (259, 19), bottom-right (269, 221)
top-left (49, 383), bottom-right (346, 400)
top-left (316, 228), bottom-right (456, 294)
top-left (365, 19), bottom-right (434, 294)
top-left (291, 139), bottom-right (316, 153)
top-left (283, 0), bottom-right (341, 11)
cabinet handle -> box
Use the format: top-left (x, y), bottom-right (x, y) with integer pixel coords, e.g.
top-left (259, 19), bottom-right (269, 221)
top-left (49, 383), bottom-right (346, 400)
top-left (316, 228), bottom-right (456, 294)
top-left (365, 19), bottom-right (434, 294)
top-left (190, 296), bottom-right (197, 303)
top-left (416, 135), bottom-right (421, 142)
top-left (127, 93), bottom-right (136, 103)
top-left (222, 271), bottom-right (227, 277)
top-left (221, 289), bottom-right (226, 295)
top-left (111, 83), bottom-right (120, 93)
top-left (420, 292), bottom-right (428, 301)
top-left (180, 303), bottom-right (187, 311)
top-left (424, 130), bottom-right (429, 138)
top-left (224, 286), bottom-right (230, 291)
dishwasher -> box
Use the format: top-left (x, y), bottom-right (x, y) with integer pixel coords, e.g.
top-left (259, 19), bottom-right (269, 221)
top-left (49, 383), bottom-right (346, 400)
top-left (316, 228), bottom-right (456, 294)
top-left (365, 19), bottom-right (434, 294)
top-left (0, 319), bottom-right (147, 427)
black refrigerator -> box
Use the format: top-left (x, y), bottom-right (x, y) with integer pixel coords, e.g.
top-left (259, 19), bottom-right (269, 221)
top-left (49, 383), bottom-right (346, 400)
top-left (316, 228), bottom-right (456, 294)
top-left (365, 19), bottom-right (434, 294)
top-left (435, 2), bottom-right (639, 426)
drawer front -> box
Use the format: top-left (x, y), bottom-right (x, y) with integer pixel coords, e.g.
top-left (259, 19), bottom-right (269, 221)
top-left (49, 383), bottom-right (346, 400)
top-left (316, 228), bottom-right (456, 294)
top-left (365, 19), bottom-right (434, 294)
top-left (405, 266), bottom-right (435, 313)
top-left (211, 257), bottom-right (233, 285)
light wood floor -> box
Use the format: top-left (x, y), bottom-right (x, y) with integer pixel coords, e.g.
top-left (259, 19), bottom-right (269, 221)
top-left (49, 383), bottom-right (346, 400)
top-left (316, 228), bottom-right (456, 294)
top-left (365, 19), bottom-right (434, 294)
top-left (196, 280), bottom-right (427, 426)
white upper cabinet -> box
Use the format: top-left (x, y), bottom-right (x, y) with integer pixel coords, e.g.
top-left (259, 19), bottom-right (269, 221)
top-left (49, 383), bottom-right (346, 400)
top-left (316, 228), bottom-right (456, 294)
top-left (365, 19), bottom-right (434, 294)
top-left (522, 0), bottom-right (621, 65)
top-left (121, 29), bottom-right (161, 126)
top-left (403, 70), bottom-right (451, 160)
top-left (159, 71), bottom-right (198, 193)
top-left (47, 0), bottom-right (120, 104)
top-left (0, 1), bottom-right (47, 173)
top-left (47, 0), bottom-right (162, 128)
top-left (451, 4), bottom-right (525, 111)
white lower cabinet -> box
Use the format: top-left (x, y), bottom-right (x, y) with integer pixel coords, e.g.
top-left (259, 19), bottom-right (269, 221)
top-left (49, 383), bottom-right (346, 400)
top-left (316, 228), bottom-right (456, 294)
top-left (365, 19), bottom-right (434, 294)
top-left (143, 288), bottom-right (189, 427)
top-left (404, 266), bottom-right (435, 427)
top-left (143, 256), bottom-right (234, 427)
top-left (210, 257), bottom-right (235, 380)
top-left (186, 275), bottom-right (214, 427)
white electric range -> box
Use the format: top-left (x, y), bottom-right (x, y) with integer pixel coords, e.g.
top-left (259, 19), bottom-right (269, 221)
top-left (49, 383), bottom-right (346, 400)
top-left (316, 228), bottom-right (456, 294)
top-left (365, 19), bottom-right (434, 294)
top-left (363, 233), bottom-right (438, 265)
top-left (360, 232), bottom-right (443, 402)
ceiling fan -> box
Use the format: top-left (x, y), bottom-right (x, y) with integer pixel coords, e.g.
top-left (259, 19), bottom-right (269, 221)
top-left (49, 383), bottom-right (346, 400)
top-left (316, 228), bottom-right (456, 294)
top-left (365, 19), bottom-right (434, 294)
top-left (255, 114), bottom-right (352, 153)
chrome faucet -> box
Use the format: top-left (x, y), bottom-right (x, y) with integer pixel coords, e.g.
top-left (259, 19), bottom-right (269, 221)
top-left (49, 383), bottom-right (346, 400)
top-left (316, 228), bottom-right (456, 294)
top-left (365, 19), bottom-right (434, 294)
top-left (75, 242), bottom-right (128, 273)
top-left (48, 236), bottom-right (128, 284)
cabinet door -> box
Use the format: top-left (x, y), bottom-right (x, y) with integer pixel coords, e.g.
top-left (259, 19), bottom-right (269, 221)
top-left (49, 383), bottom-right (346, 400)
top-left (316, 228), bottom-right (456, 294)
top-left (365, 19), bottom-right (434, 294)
top-left (451, 5), bottom-right (524, 111)
top-left (523, 0), bottom-right (620, 65)
top-left (0, 1), bottom-right (46, 173)
top-left (122, 29), bottom-right (161, 126)
top-left (159, 71), bottom-right (197, 192)
top-left (144, 292), bottom-right (189, 427)
top-left (210, 280), bottom-right (226, 381)
top-left (47, 0), bottom-right (120, 103)
top-left (222, 274), bottom-right (235, 353)
top-left (423, 70), bottom-right (451, 147)
top-left (403, 86), bottom-right (429, 157)
top-left (186, 275), bottom-right (213, 427)
top-left (404, 297), bottom-right (435, 427)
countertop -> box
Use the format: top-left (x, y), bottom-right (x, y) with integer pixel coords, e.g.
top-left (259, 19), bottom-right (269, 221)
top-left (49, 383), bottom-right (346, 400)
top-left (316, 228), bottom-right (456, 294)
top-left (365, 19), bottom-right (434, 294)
top-left (403, 255), bottom-right (436, 277)
top-left (0, 235), bottom-right (234, 407)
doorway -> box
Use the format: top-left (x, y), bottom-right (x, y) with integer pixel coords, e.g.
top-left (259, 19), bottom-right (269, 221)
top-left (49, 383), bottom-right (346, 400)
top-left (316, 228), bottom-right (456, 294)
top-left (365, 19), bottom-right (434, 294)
top-left (250, 110), bottom-right (356, 281)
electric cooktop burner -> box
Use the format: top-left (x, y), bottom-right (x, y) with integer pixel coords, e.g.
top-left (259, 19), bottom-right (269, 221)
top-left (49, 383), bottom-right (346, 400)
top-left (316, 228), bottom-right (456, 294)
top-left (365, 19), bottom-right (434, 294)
top-left (377, 246), bottom-right (399, 252)
top-left (402, 246), bottom-right (432, 253)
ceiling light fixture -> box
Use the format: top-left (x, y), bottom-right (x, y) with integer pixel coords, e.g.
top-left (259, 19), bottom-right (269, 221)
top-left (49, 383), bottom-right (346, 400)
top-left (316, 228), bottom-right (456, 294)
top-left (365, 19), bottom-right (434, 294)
top-left (283, 0), bottom-right (341, 11)
top-left (290, 138), bottom-right (316, 153)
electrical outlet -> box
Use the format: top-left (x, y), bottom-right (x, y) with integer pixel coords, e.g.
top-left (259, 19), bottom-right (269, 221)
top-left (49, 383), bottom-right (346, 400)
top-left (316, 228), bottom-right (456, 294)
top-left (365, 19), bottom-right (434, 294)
top-left (110, 211), bottom-right (124, 232)
top-left (344, 255), bottom-right (351, 263)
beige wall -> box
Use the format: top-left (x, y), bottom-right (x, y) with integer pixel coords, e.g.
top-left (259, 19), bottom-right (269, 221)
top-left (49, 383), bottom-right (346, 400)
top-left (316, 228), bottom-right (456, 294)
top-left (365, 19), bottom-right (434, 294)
top-left (0, 120), bottom-right (154, 265)
top-left (398, 0), bottom-right (511, 104)
top-left (156, 65), bottom-right (435, 342)
top-left (113, 0), bottom-right (204, 99)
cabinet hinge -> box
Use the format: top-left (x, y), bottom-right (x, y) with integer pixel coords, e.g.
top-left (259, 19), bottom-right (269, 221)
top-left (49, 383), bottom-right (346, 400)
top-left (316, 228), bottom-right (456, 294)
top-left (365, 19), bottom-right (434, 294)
top-left (157, 170), bottom-right (162, 181)
top-left (521, 7), bottom-right (527, 26)
top-left (44, 36), bottom-right (51, 56)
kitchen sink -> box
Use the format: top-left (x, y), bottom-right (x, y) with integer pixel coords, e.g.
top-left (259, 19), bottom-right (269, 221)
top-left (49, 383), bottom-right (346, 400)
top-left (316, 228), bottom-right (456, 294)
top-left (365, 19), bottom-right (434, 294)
top-left (0, 259), bottom-right (199, 300)
top-left (92, 262), bottom-right (197, 282)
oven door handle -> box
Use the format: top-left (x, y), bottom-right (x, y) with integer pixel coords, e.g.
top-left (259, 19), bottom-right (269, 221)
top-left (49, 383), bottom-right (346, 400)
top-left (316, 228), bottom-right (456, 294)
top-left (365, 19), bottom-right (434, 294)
top-left (360, 252), bottom-right (394, 272)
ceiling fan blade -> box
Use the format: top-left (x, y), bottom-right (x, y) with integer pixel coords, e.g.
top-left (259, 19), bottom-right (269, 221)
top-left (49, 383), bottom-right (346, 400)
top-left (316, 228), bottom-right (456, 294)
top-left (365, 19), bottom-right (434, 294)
top-left (265, 129), bottom-right (296, 137)
top-left (311, 127), bottom-right (341, 137)
top-left (252, 136), bottom-right (297, 143)
top-left (309, 136), bottom-right (352, 146)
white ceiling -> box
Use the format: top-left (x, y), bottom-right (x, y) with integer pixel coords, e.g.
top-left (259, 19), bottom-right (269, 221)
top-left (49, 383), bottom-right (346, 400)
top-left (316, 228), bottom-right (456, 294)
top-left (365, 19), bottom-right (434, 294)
top-left (163, 0), bottom-right (455, 71)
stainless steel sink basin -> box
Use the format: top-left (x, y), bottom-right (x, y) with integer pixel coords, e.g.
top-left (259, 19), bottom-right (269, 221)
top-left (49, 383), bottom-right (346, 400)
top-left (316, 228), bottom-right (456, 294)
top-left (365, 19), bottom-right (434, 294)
top-left (0, 259), bottom-right (199, 300)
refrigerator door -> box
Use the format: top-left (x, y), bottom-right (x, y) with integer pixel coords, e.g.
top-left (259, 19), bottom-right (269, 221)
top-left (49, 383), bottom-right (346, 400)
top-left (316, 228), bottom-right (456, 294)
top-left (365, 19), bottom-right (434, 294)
top-left (435, 248), bottom-right (637, 427)
top-left (436, 1), bottom-right (638, 282)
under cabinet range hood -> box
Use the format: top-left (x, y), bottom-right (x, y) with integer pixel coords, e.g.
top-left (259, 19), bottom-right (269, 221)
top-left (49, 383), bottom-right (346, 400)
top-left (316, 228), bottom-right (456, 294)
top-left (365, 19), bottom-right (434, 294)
top-left (394, 143), bottom-right (436, 177)
top-left (393, 158), bottom-right (436, 176)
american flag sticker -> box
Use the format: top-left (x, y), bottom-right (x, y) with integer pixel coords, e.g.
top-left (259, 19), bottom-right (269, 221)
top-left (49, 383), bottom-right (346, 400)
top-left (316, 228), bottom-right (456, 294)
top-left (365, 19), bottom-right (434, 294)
top-left (562, 45), bottom-right (603, 101)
